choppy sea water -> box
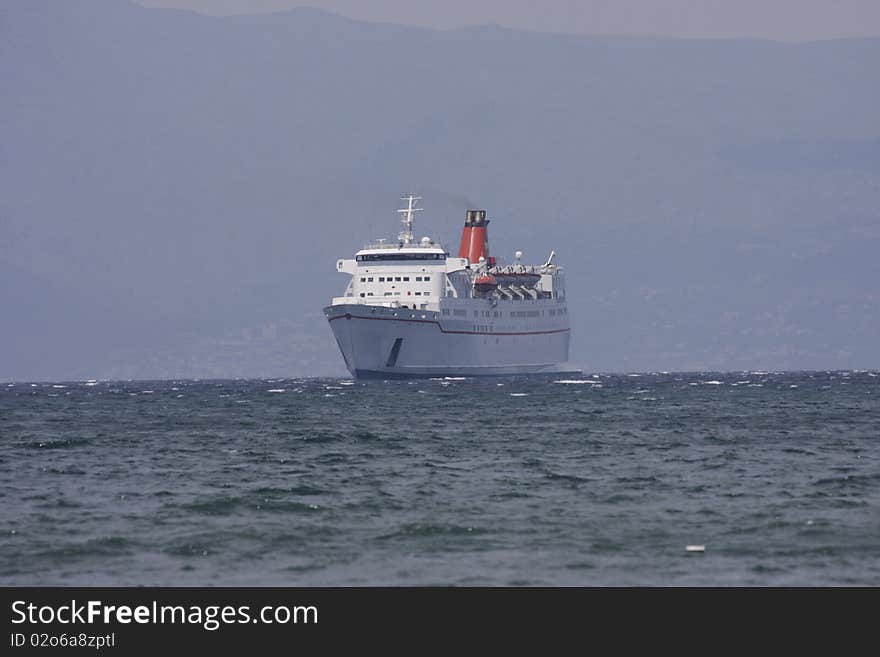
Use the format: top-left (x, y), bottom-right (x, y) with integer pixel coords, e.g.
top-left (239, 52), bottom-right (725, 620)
top-left (1, 371), bottom-right (878, 586)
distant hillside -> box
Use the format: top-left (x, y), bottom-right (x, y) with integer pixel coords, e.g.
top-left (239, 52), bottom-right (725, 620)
top-left (2, 0), bottom-right (879, 379)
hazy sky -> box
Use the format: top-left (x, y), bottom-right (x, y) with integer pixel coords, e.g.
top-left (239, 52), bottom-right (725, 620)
top-left (135, 0), bottom-right (880, 40)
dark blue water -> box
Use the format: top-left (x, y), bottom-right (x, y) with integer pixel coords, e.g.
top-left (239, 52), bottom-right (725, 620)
top-left (1, 371), bottom-right (878, 585)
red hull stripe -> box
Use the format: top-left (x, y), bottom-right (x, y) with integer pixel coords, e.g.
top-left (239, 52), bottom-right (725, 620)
top-left (327, 313), bottom-right (570, 337)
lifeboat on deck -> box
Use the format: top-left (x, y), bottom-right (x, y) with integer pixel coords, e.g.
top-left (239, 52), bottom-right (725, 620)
top-left (492, 270), bottom-right (541, 287)
top-left (473, 275), bottom-right (499, 294)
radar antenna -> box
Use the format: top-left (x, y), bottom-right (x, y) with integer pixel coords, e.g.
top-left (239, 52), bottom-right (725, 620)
top-left (397, 193), bottom-right (422, 245)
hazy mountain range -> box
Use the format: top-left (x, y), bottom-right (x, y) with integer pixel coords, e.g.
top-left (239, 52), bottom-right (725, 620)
top-left (2, 0), bottom-right (878, 379)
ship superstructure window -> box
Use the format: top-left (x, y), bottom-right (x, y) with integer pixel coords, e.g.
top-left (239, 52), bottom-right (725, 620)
top-left (416, 277), bottom-right (423, 281)
top-left (360, 277), bottom-right (366, 282)
top-left (403, 277), bottom-right (410, 281)
top-left (356, 253), bottom-right (446, 261)
top-left (379, 277), bottom-right (386, 282)
top-left (368, 277), bottom-right (373, 282)
top-left (424, 276), bottom-right (431, 281)
top-left (395, 277), bottom-right (401, 282)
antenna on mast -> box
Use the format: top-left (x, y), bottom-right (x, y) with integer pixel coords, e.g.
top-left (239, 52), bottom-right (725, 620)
top-left (397, 193), bottom-right (422, 245)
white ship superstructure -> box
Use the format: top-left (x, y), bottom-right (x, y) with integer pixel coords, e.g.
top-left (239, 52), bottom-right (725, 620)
top-left (323, 195), bottom-right (574, 378)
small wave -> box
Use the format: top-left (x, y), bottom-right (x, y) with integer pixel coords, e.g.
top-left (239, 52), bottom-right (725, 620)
top-left (25, 437), bottom-right (91, 450)
top-left (378, 523), bottom-right (481, 540)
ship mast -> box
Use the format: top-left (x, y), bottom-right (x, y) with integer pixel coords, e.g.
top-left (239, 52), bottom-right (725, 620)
top-left (397, 193), bottom-right (422, 245)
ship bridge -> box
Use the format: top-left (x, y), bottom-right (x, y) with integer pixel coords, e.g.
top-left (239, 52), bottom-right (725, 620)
top-left (331, 195), bottom-right (463, 310)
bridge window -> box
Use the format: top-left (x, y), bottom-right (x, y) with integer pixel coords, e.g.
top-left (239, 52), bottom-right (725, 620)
top-left (357, 253), bottom-right (446, 262)
top-left (415, 276), bottom-right (423, 281)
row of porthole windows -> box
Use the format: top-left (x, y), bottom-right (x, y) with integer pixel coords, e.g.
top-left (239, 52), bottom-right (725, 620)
top-left (360, 291), bottom-right (431, 297)
top-left (440, 307), bottom-right (567, 317)
top-left (360, 276), bottom-right (432, 283)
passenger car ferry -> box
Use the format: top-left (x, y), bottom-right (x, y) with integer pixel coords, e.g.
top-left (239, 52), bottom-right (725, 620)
top-left (324, 195), bottom-right (574, 378)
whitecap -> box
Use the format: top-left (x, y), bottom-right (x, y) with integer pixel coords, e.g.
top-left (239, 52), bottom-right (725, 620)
top-left (703, 380), bottom-right (723, 385)
top-left (267, 389), bottom-right (286, 393)
top-left (52, 384), bottom-right (67, 388)
top-left (509, 393), bottom-right (528, 397)
top-left (554, 380), bottom-right (591, 384)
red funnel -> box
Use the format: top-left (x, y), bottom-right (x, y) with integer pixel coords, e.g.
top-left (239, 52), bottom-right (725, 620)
top-left (458, 210), bottom-right (490, 265)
